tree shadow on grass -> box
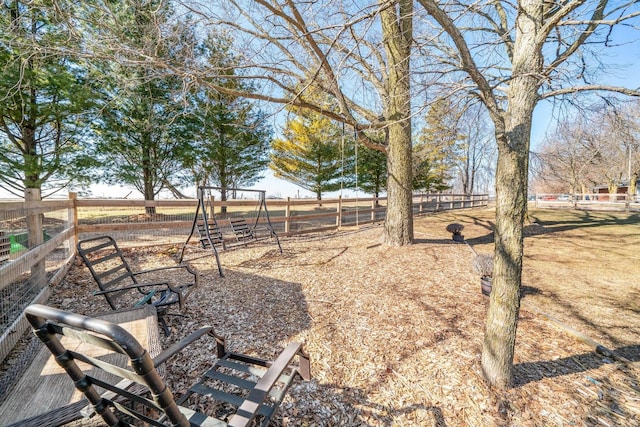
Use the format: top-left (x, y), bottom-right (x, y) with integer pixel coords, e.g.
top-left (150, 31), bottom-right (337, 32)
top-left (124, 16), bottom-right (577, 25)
top-left (445, 210), bottom-right (640, 249)
top-left (521, 285), bottom-right (541, 298)
top-left (513, 344), bottom-right (640, 426)
top-left (527, 211), bottom-right (640, 234)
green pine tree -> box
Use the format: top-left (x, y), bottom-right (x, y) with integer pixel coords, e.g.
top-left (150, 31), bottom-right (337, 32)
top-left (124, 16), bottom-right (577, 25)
top-left (413, 99), bottom-right (464, 192)
top-left (183, 32), bottom-right (271, 203)
top-left (91, 1), bottom-right (194, 209)
top-left (271, 108), bottom-right (349, 201)
top-left (0, 0), bottom-right (98, 197)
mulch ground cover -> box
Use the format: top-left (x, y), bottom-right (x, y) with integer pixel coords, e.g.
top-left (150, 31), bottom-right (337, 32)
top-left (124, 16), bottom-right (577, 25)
top-left (24, 208), bottom-right (640, 425)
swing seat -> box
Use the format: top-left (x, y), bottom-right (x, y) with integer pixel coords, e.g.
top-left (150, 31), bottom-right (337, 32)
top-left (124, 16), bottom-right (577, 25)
top-left (179, 186), bottom-right (283, 277)
top-left (198, 220), bottom-right (226, 249)
top-left (229, 217), bottom-right (256, 242)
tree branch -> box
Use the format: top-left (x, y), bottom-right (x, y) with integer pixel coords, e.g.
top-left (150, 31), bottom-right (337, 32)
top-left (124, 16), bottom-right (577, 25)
top-left (541, 84), bottom-right (640, 99)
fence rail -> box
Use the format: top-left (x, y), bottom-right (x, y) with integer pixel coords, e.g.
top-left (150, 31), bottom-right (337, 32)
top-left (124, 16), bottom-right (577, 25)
top-left (0, 191), bottom-right (487, 368)
top-left (534, 193), bottom-right (640, 210)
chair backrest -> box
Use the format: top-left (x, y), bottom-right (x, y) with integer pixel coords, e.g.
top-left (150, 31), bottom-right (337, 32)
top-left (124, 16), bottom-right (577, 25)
top-left (25, 304), bottom-right (192, 427)
top-left (77, 236), bottom-right (140, 310)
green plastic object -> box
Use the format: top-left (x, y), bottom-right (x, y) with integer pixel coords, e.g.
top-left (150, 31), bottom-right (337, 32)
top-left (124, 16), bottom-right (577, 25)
top-left (7, 229), bottom-right (51, 254)
top-left (9, 234), bottom-right (27, 254)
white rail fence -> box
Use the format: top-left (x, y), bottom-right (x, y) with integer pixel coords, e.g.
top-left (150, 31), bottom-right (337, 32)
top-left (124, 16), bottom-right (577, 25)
top-left (533, 193), bottom-right (640, 210)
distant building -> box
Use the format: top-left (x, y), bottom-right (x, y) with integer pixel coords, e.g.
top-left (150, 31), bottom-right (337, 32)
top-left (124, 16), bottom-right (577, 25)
top-left (592, 179), bottom-right (640, 200)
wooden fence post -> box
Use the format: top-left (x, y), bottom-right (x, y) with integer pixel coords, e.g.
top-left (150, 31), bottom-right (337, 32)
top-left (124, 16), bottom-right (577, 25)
top-left (25, 188), bottom-right (45, 287)
top-left (336, 196), bottom-right (342, 227)
top-left (69, 192), bottom-right (78, 249)
top-left (285, 198), bottom-right (291, 234)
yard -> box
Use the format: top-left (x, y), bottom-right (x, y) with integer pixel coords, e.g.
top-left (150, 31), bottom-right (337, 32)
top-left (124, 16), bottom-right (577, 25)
top-left (49, 207), bottom-right (640, 426)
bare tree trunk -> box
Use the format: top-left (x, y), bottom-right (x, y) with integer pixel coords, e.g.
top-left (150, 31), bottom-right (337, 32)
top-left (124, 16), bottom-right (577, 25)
top-left (481, 136), bottom-right (528, 387)
top-left (385, 124), bottom-right (413, 245)
top-left (480, 0), bottom-right (539, 387)
top-left (630, 172), bottom-right (638, 198)
top-left (381, 0), bottom-right (413, 246)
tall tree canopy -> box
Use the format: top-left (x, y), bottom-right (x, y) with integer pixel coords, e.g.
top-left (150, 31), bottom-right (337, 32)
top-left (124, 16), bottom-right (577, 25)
top-left (454, 104), bottom-right (496, 195)
top-left (534, 101), bottom-right (640, 196)
top-left (413, 99), bottom-right (465, 192)
top-left (91, 1), bottom-right (194, 204)
top-left (184, 32), bottom-right (271, 198)
top-left (0, 0), bottom-right (96, 198)
top-left (69, 0), bottom-right (417, 245)
top-left (357, 141), bottom-right (388, 200)
top-left (187, 91), bottom-right (271, 196)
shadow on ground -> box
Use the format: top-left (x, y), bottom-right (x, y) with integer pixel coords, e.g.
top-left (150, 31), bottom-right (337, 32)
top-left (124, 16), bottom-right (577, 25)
top-left (514, 344), bottom-right (640, 387)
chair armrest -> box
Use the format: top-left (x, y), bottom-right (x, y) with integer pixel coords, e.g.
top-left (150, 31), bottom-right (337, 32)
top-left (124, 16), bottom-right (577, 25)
top-left (228, 342), bottom-right (307, 427)
top-left (152, 327), bottom-right (226, 367)
top-left (132, 264), bottom-right (197, 279)
top-left (93, 283), bottom-right (169, 296)
top-left (132, 264), bottom-right (199, 299)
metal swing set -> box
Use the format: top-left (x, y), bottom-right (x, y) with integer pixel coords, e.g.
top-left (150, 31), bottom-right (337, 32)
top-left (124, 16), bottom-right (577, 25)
top-left (178, 186), bottom-right (282, 276)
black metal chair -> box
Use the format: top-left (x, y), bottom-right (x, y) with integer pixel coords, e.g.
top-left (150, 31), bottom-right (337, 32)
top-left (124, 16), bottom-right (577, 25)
top-left (25, 304), bottom-right (311, 427)
top-left (77, 235), bottom-right (199, 335)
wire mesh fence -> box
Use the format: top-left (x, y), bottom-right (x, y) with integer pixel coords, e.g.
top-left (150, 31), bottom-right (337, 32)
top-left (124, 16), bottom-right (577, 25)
top-left (0, 199), bottom-right (75, 371)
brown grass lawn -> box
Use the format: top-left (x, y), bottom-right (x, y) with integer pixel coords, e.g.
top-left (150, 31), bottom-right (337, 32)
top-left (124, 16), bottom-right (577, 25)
top-left (419, 207), bottom-right (640, 351)
top-left (47, 206), bottom-right (640, 426)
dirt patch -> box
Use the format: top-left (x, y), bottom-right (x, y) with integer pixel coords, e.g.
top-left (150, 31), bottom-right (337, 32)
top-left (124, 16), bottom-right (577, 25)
top-left (40, 209), bottom-right (640, 426)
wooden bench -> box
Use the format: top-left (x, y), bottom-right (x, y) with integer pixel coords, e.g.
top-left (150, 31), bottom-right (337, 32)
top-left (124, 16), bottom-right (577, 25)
top-left (25, 304), bottom-right (311, 427)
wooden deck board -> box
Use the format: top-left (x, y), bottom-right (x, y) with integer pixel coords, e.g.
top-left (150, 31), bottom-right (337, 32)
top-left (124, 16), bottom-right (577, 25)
top-left (0, 305), bottom-right (160, 426)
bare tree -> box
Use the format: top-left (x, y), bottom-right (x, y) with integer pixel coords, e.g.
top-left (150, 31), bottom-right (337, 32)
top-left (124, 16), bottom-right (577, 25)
top-left (607, 101), bottom-right (640, 196)
top-left (415, 0), bottom-right (640, 387)
top-left (455, 103), bottom-right (496, 195)
top-left (193, 0), bottom-right (416, 244)
top-left (68, 0), bottom-right (417, 245)
top-left (592, 105), bottom-right (640, 194)
top-left (533, 116), bottom-right (602, 194)
top-left (534, 101), bottom-right (640, 196)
